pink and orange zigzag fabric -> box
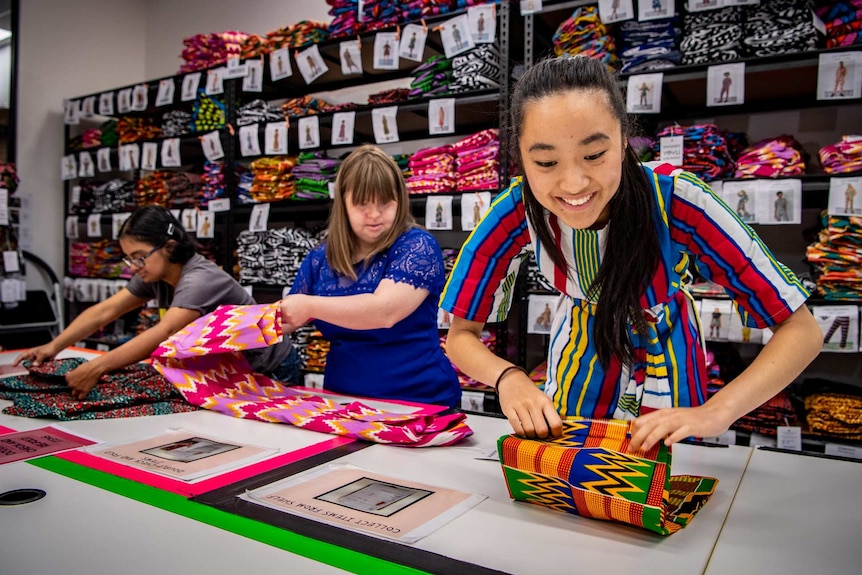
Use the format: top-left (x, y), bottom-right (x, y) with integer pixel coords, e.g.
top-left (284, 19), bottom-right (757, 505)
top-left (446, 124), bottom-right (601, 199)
top-left (151, 302), bottom-right (472, 447)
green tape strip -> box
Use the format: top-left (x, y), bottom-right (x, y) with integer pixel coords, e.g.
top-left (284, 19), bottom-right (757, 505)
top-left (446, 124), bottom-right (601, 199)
top-left (28, 456), bottom-right (430, 575)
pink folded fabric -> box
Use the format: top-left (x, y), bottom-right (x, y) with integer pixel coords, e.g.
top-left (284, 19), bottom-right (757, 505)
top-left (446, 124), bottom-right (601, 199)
top-left (152, 302), bottom-right (472, 447)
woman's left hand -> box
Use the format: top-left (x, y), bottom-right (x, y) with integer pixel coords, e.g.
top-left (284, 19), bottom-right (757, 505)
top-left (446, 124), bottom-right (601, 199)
top-left (65, 361), bottom-right (106, 400)
top-left (629, 404), bottom-right (732, 452)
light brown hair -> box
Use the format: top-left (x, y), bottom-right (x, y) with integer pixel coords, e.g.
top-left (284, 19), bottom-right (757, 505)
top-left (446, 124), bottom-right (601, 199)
top-left (327, 145), bottom-right (415, 279)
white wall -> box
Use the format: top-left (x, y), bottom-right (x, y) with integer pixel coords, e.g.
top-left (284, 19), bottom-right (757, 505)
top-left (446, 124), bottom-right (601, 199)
top-left (0, 43), bottom-right (11, 109)
top-left (144, 0), bottom-right (331, 79)
top-left (18, 0), bottom-right (148, 276)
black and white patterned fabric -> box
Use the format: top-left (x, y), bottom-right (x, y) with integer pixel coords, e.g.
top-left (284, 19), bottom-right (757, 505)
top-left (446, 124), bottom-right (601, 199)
top-left (681, 7), bottom-right (744, 65)
top-left (742, 0), bottom-right (816, 57)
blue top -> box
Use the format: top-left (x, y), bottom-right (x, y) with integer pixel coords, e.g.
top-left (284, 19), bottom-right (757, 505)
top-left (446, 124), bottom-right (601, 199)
top-left (290, 227), bottom-right (461, 407)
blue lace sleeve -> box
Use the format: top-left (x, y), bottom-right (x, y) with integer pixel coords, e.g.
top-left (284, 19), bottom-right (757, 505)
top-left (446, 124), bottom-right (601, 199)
top-left (384, 228), bottom-right (445, 293)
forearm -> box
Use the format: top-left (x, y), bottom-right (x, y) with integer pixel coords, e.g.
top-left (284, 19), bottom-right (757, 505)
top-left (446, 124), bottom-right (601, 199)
top-left (303, 291), bottom-right (416, 330)
top-left (704, 306), bottom-right (822, 424)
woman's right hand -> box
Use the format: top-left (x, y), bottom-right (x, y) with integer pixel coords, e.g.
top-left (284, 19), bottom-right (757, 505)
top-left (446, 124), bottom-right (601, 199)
top-left (13, 342), bottom-right (59, 367)
top-left (497, 371), bottom-right (563, 439)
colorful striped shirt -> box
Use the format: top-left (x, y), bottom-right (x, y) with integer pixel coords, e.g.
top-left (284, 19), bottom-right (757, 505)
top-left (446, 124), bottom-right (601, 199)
top-left (440, 164), bottom-right (809, 419)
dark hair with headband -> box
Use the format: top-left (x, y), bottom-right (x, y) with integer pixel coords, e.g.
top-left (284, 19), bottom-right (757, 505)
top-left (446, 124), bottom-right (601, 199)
top-left (510, 55), bottom-right (661, 368)
top-left (119, 205), bottom-right (196, 264)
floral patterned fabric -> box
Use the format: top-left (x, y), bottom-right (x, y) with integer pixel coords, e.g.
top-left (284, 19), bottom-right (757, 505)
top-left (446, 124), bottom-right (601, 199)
top-left (0, 358), bottom-right (197, 420)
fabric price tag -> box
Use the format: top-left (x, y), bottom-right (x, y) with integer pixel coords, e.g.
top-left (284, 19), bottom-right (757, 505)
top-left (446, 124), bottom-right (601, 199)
top-left (156, 79), bottom-right (175, 107)
top-left (461, 391), bottom-right (487, 413)
top-left (701, 429), bottom-right (737, 446)
top-left (519, 0), bottom-right (542, 15)
top-left (3, 250), bottom-right (20, 273)
top-left (224, 56), bottom-right (248, 79)
top-left (196, 211), bottom-right (215, 238)
top-left (776, 426), bottom-right (802, 451)
top-left (659, 136), bottom-right (684, 166)
top-left (112, 213), bottom-right (131, 240)
top-left (16, 278), bottom-right (26, 301)
top-left (66, 216), bottom-right (78, 239)
top-left (1, 279), bottom-right (16, 303)
top-left (824, 443), bottom-right (862, 460)
top-left (208, 198), bottom-right (230, 212)
top-left (87, 214), bottom-right (102, 238)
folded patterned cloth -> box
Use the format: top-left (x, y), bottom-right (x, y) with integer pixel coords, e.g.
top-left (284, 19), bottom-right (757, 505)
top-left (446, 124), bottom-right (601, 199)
top-left (820, 136), bottom-right (862, 174)
top-left (152, 303), bottom-right (473, 447)
top-left (0, 359), bottom-right (197, 420)
top-left (498, 418), bottom-right (718, 535)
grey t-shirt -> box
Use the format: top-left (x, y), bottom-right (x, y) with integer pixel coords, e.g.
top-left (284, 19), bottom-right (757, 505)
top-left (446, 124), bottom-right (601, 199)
top-left (126, 254), bottom-right (291, 373)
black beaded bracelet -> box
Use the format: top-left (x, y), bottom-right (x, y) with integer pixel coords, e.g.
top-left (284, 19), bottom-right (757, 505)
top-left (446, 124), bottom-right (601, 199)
top-left (494, 365), bottom-right (528, 397)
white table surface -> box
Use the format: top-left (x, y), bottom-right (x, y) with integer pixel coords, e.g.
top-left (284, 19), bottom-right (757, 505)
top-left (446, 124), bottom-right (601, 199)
top-left (303, 416), bottom-right (753, 575)
top-left (705, 447), bottom-right (862, 575)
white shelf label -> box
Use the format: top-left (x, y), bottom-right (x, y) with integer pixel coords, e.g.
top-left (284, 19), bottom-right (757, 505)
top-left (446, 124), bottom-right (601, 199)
top-left (776, 426), bottom-right (802, 451)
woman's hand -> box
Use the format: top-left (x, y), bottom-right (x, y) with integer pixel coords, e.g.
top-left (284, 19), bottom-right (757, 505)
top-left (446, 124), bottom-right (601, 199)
top-left (629, 403), bottom-right (733, 452)
top-left (497, 371), bottom-right (563, 439)
top-left (65, 360), bottom-right (106, 400)
top-left (13, 342), bottom-right (60, 367)
top-left (280, 295), bottom-right (311, 332)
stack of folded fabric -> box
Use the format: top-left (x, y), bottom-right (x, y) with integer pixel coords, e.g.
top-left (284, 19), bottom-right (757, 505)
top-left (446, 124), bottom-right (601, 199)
top-left (281, 95), bottom-right (336, 118)
top-left (680, 6), bottom-right (744, 65)
top-left (733, 135), bottom-right (806, 179)
top-left (97, 120), bottom-right (119, 148)
top-left (409, 55), bottom-right (453, 99)
top-left (161, 110), bottom-right (193, 137)
top-left (804, 391), bottom-right (862, 440)
top-left (192, 95), bottom-right (226, 131)
top-left (117, 117), bottom-right (161, 143)
top-left (619, 18), bottom-right (682, 74)
top-left (245, 156), bottom-right (298, 202)
top-left (237, 100), bottom-right (284, 126)
top-left (813, 0), bottom-right (862, 48)
top-left (451, 129), bottom-right (499, 191)
top-left (69, 240), bottom-right (128, 279)
top-left (179, 31), bottom-right (249, 73)
top-left (236, 226), bottom-right (324, 285)
top-left (449, 44), bottom-right (502, 93)
top-left (741, 0), bottom-right (816, 58)
top-left (167, 172), bottom-right (206, 209)
top-left (304, 330), bottom-right (330, 372)
top-left (406, 145), bottom-right (457, 194)
top-left (267, 21), bottom-right (330, 51)
top-left (368, 88), bottom-right (411, 105)
top-left (241, 34), bottom-right (269, 59)
top-left (293, 152), bottom-right (341, 200)
top-left (733, 390), bottom-right (799, 435)
top-left (806, 215), bottom-right (862, 300)
top-left (136, 171), bottom-right (172, 207)
top-left (327, 0), bottom-right (363, 38)
top-left (81, 129), bottom-right (102, 149)
top-left (361, 0), bottom-right (401, 31)
top-left (819, 136), bottom-right (862, 174)
top-left (201, 161), bottom-right (226, 206)
top-left (552, 6), bottom-right (618, 70)
top-left (90, 179), bottom-right (137, 213)
top-left (652, 124), bottom-right (735, 182)
top-left (135, 308), bottom-right (161, 335)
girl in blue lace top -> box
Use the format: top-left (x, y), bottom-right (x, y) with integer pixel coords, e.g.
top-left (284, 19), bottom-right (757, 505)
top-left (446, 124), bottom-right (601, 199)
top-left (280, 145), bottom-right (460, 407)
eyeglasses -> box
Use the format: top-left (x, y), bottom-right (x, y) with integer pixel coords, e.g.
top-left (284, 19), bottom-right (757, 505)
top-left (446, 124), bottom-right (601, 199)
top-left (122, 245), bottom-right (162, 269)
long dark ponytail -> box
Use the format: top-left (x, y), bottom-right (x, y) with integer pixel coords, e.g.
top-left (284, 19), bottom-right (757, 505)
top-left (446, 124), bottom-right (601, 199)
top-left (511, 55), bottom-right (660, 368)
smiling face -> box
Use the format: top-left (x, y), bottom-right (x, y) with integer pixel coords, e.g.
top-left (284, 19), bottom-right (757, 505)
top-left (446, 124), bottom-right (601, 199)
top-left (344, 190), bottom-right (398, 255)
top-left (518, 89), bottom-right (626, 230)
